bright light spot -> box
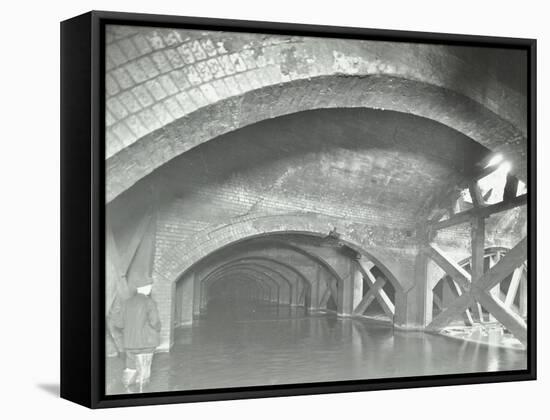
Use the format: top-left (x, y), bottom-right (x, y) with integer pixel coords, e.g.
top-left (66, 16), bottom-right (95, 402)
top-left (485, 154), bottom-right (503, 168)
top-left (501, 161), bottom-right (512, 174)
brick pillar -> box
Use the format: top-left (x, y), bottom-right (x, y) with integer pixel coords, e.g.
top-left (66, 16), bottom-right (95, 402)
top-left (193, 274), bottom-right (201, 317)
top-left (351, 260), bottom-right (363, 311)
top-left (337, 258), bottom-right (363, 316)
top-left (152, 279), bottom-right (175, 352)
top-left (177, 272), bottom-right (194, 326)
top-left (289, 275), bottom-right (298, 306)
top-left (309, 266), bottom-right (322, 311)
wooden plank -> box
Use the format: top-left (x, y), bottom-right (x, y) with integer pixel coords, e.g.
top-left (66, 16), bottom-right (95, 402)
top-left (427, 293), bottom-right (473, 331)
top-left (470, 217), bottom-right (486, 321)
top-left (446, 278), bottom-right (474, 326)
top-left (504, 267), bottom-right (523, 308)
top-left (426, 245), bottom-right (471, 291)
top-left (477, 238), bottom-right (527, 291)
top-left (353, 278), bottom-right (386, 315)
top-left (469, 182), bottom-right (485, 208)
top-left (432, 194), bottom-right (527, 230)
top-left (357, 260), bottom-right (395, 315)
top-left (519, 272), bottom-right (528, 318)
top-left (474, 290), bottom-right (527, 346)
top-left (428, 238), bottom-right (527, 337)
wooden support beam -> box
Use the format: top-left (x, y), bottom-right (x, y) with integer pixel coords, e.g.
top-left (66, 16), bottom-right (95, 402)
top-left (356, 260), bottom-right (395, 316)
top-left (353, 278), bottom-right (386, 315)
top-left (470, 217), bottom-right (486, 321)
top-left (469, 182), bottom-right (485, 208)
top-left (431, 194), bottom-right (527, 230)
top-left (478, 238), bottom-right (527, 291)
top-left (472, 162), bottom-right (500, 183)
top-left (474, 290), bottom-right (527, 345)
top-left (425, 245), bottom-right (471, 291)
top-left (428, 237), bottom-right (527, 341)
top-left (428, 293), bottom-right (473, 331)
top-left (519, 272), bottom-right (528, 318)
top-left (445, 278), bottom-right (474, 326)
top-left (489, 253), bottom-right (501, 321)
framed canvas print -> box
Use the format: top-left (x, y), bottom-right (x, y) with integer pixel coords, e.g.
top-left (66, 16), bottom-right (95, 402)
top-left (60, 11), bottom-right (536, 408)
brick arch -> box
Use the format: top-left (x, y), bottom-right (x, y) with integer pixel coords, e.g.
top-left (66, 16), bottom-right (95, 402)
top-left (192, 242), bottom-right (345, 289)
top-left (200, 261), bottom-right (300, 306)
top-left (200, 257), bottom-right (310, 285)
top-left (205, 270), bottom-right (280, 303)
top-left (199, 257), bottom-right (313, 307)
top-left (155, 212), bottom-right (407, 292)
top-left (107, 75), bottom-right (526, 202)
top-left (106, 28), bottom-right (527, 202)
top-left (199, 258), bottom-right (310, 301)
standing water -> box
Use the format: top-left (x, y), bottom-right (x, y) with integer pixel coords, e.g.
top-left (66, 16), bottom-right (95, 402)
top-left (106, 299), bottom-right (526, 394)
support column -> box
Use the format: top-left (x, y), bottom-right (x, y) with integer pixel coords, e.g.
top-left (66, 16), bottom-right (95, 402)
top-left (489, 252), bottom-right (501, 322)
top-left (393, 289), bottom-right (408, 327)
top-left (519, 272), bottom-right (528, 318)
top-left (351, 260), bottom-right (363, 311)
top-left (337, 258), bottom-right (362, 316)
top-left (309, 265), bottom-right (323, 311)
top-left (192, 274), bottom-right (201, 317)
top-left (409, 226), bottom-right (433, 328)
top-left (471, 216), bottom-right (486, 321)
top-left (413, 249), bottom-right (433, 327)
top-left (289, 276), bottom-right (298, 307)
top-left (177, 272), bottom-right (194, 327)
top-left (153, 279), bottom-right (176, 352)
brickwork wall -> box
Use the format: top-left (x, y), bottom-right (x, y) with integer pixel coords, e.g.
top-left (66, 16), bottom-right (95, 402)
top-left (105, 25), bottom-right (528, 201)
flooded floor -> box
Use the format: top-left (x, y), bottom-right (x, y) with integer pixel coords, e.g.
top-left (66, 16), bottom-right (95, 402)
top-left (106, 300), bottom-right (527, 395)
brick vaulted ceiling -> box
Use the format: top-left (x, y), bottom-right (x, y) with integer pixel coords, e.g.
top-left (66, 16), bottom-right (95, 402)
top-left (104, 26), bottom-right (528, 202)
top-left (109, 108), bottom-right (489, 234)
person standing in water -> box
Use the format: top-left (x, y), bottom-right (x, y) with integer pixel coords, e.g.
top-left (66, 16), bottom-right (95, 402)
top-left (113, 282), bottom-right (161, 390)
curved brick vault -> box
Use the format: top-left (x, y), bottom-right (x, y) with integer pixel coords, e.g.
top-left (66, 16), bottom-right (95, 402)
top-left (199, 258), bottom-right (312, 306)
top-left (105, 26), bottom-right (527, 202)
top-left (154, 212), bottom-right (412, 290)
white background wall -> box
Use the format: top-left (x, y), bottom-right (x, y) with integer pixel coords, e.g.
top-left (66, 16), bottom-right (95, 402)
top-left (1, 0), bottom-right (547, 417)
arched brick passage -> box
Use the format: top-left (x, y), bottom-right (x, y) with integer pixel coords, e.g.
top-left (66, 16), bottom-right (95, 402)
top-left (155, 213), bottom-right (410, 291)
top-left (199, 257), bottom-right (312, 307)
top-left (106, 26), bottom-right (527, 201)
top-left (153, 214), bottom-right (415, 349)
top-left (193, 241), bottom-right (345, 288)
top-left (199, 257), bottom-right (312, 286)
top-left (206, 271), bottom-right (280, 304)
top-left (202, 267), bottom-right (291, 307)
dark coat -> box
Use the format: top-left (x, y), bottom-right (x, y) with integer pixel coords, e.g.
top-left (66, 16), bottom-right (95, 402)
top-left (114, 293), bottom-right (161, 350)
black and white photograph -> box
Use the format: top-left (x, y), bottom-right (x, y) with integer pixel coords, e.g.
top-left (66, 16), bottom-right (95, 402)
top-left (4, 0), bottom-right (550, 417)
top-left (103, 21), bottom-right (532, 396)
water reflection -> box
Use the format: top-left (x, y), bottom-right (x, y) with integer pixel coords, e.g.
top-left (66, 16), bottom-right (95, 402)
top-left (106, 299), bottom-right (526, 395)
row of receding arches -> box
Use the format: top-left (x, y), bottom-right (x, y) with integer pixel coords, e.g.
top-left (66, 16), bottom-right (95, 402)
top-left (172, 234), bottom-right (402, 329)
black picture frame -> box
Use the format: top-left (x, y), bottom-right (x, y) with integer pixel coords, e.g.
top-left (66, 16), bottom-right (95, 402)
top-left (61, 10), bottom-right (537, 409)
